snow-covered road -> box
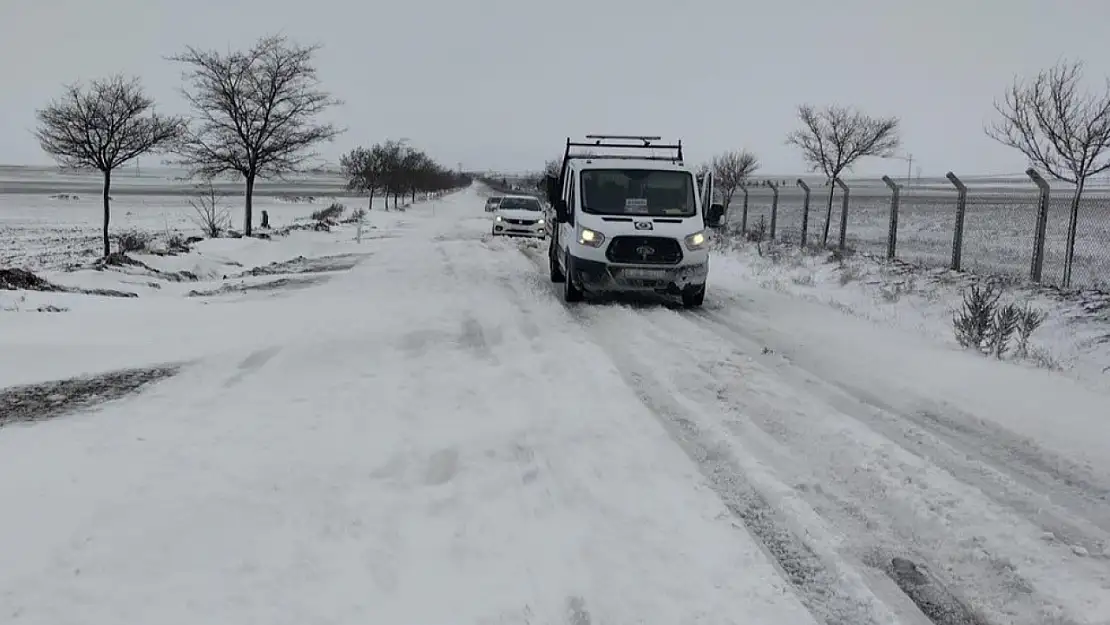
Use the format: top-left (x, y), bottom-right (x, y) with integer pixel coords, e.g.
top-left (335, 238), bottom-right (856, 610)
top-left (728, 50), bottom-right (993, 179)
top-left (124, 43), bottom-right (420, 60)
top-left (2, 186), bottom-right (1109, 624)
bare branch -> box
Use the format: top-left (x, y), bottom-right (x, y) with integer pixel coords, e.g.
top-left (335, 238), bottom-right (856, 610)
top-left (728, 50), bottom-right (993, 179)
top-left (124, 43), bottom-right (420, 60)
top-left (986, 59), bottom-right (1110, 185)
top-left (189, 180), bottom-right (231, 237)
top-left (169, 34), bottom-right (343, 233)
top-left (34, 75), bottom-right (183, 257)
top-left (711, 149), bottom-right (760, 207)
top-left (785, 104), bottom-right (900, 180)
top-left (34, 75), bottom-right (183, 173)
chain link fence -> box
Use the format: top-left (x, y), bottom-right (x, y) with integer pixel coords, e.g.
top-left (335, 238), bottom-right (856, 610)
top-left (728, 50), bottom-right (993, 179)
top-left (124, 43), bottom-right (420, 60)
top-left (720, 174), bottom-right (1110, 290)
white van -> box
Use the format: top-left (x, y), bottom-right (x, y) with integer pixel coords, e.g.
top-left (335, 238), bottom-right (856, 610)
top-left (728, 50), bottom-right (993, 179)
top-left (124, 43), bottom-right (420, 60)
top-left (543, 135), bottom-right (723, 307)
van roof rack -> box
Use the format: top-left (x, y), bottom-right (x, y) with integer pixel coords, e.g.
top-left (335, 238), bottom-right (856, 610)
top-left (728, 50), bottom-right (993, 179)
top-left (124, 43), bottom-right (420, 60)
top-left (557, 134), bottom-right (683, 183)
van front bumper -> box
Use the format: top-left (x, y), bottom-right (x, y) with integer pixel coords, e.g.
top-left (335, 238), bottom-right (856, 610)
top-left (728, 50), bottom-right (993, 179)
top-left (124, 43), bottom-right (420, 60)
top-left (569, 255), bottom-right (708, 294)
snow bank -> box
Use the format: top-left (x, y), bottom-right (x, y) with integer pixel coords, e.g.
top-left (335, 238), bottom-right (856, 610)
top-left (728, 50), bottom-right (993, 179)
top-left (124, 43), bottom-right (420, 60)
top-left (710, 237), bottom-right (1110, 393)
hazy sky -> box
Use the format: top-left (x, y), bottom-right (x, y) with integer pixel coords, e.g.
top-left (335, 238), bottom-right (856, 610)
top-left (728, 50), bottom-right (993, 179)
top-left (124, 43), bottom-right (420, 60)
top-left (2, 0), bottom-right (1108, 176)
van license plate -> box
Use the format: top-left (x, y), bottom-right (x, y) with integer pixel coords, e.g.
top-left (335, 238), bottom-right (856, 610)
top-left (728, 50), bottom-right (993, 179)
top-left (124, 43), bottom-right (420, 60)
top-left (623, 268), bottom-right (668, 279)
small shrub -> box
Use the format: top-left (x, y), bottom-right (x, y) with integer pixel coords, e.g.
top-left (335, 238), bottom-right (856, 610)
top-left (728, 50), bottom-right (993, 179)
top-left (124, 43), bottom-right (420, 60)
top-left (750, 216), bottom-right (768, 256)
top-left (343, 207), bottom-right (367, 223)
top-left (791, 274), bottom-right (816, 286)
top-left (989, 303), bottom-right (1020, 359)
top-left (1028, 346), bottom-right (1061, 370)
top-left (1015, 306), bottom-right (1047, 358)
top-left (953, 284), bottom-right (1048, 362)
top-left (953, 283), bottom-right (1001, 353)
top-left (189, 181), bottom-right (231, 238)
top-left (165, 232), bottom-right (190, 253)
top-left (839, 264), bottom-right (863, 285)
top-left (311, 202), bottom-right (345, 223)
top-left (115, 229), bottom-right (153, 253)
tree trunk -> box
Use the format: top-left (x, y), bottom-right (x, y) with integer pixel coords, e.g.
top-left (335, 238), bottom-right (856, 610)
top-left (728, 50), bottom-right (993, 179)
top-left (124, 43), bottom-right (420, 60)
top-left (411, 188), bottom-right (416, 204)
top-left (821, 182), bottom-right (836, 246)
top-left (102, 169), bottom-right (112, 258)
top-left (244, 173), bottom-right (256, 236)
top-left (1063, 179), bottom-right (1086, 287)
top-left (368, 188), bottom-right (375, 211)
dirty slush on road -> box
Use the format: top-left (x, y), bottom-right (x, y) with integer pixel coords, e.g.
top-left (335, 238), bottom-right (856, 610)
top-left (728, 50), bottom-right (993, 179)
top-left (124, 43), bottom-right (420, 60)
top-left (512, 238), bottom-right (1110, 625)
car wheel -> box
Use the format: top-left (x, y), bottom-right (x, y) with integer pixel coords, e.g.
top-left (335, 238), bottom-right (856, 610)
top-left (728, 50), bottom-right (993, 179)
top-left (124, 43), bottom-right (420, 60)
top-left (682, 285), bottom-right (705, 308)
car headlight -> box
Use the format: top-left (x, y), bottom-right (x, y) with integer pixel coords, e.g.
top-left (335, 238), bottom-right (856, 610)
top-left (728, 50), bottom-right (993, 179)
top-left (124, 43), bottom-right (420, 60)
top-left (684, 230), bottom-right (708, 250)
top-left (537, 219), bottom-right (544, 225)
top-left (495, 215), bottom-right (502, 222)
top-left (578, 226), bottom-right (605, 247)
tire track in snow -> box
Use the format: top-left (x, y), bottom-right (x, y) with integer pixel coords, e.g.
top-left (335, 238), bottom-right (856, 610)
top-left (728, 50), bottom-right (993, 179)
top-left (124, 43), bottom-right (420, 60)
top-left (574, 308), bottom-right (891, 625)
top-left (511, 244), bottom-right (886, 623)
top-left (513, 242), bottom-right (1109, 623)
top-left (657, 307), bottom-right (1108, 625)
top-left (693, 307), bottom-right (1110, 555)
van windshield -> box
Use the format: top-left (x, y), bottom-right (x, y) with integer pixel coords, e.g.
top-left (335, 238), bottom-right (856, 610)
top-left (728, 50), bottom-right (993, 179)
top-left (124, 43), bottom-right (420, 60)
top-left (580, 169), bottom-right (696, 217)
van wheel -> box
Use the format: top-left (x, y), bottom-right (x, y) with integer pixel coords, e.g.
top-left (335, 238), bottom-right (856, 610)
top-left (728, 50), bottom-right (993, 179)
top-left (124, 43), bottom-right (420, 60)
top-left (682, 285), bottom-right (705, 308)
top-left (549, 237), bottom-right (565, 283)
top-left (563, 253), bottom-right (583, 303)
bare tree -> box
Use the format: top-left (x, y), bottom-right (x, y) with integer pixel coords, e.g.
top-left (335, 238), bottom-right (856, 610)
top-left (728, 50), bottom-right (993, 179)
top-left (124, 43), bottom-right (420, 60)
top-left (375, 139), bottom-right (407, 210)
top-left (786, 104), bottom-right (900, 246)
top-left (189, 180), bottom-right (231, 237)
top-left (543, 157), bottom-right (562, 178)
top-left (711, 150), bottom-right (760, 215)
top-left (986, 60), bottom-right (1110, 286)
top-left (34, 75), bottom-right (183, 257)
top-left (340, 146), bottom-right (383, 211)
top-left (170, 34), bottom-right (342, 236)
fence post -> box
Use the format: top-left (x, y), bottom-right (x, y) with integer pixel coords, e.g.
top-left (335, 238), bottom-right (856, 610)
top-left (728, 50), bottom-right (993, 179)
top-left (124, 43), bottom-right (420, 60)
top-left (797, 179), bottom-right (811, 247)
top-left (835, 178), bottom-right (849, 250)
top-left (768, 181), bottom-right (779, 239)
top-left (1025, 168), bottom-right (1050, 283)
top-left (740, 185), bottom-right (750, 235)
top-left (881, 175), bottom-right (900, 260)
top-left (945, 171), bottom-right (967, 271)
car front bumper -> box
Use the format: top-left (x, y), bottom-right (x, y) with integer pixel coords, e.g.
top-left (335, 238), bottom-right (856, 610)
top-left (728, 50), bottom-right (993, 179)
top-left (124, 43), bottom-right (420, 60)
top-left (569, 255), bottom-right (708, 294)
top-left (493, 221), bottom-right (545, 237)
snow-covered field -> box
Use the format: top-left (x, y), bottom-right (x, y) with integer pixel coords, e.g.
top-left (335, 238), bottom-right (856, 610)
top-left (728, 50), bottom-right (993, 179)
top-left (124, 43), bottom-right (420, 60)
top-left (2, 184), bottom-right (1110, 624)
top-left (728, 185), bottom-right (1110, 289)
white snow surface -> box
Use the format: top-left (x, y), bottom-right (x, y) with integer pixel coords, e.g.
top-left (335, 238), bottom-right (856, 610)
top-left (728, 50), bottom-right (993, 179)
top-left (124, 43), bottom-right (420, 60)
top-left (2, 185), bottom-right (1110, 624)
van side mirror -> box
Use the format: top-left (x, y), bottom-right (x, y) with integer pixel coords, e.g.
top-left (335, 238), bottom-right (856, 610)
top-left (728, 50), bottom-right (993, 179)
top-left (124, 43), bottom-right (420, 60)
top-left (544, 174), bottom-right (559, 206)
top-left (705, 202), bottom-right (725, 228)
top-left (554, 198), bottom-right (568, 223)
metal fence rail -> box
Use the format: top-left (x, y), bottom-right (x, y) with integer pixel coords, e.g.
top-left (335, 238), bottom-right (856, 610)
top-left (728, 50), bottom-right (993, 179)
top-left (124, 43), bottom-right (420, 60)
top-left (719, 171), bottom-right (1110, 289)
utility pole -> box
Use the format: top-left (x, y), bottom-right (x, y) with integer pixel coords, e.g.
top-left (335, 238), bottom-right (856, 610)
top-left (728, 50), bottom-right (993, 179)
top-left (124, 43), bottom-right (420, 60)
top-left (882, 153), bottom-right (914, 188)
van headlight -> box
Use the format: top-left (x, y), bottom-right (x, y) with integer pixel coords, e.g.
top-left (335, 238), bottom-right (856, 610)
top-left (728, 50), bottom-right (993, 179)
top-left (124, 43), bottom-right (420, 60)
top-left (578, 226), bottom-right (605, 247)
top-left (495, 215), bottom-right (503, 222)
top-left (684, 230), bottom-right (708, 250)
top-left (537, 219), bottom-right (544, 225)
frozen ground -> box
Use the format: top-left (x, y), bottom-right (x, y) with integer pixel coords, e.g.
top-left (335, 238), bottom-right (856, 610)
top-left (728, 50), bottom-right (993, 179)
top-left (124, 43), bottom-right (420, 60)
top-left (2, 185), bottom-right (1110, 624)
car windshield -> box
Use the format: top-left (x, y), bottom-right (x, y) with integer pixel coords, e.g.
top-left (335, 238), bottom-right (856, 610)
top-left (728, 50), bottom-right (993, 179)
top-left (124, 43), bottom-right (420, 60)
top-left (580, 169), bottom-right (696, 217)
top-left (498, 197), bottom-right (541, 210)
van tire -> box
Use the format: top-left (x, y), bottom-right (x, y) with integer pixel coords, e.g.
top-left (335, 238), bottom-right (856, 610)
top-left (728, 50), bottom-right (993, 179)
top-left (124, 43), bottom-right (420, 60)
top-left (563, 253), bottom-right (583, 302)
top-left (549, 237), bottom-right (565, 283)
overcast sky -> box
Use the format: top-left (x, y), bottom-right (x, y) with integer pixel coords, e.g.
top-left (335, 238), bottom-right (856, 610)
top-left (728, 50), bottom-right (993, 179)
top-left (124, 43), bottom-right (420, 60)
top-left (2, 0), bottom-right (1107, 176)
